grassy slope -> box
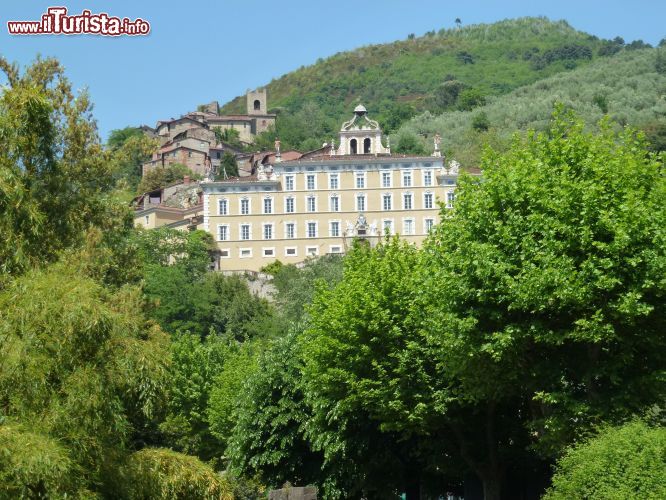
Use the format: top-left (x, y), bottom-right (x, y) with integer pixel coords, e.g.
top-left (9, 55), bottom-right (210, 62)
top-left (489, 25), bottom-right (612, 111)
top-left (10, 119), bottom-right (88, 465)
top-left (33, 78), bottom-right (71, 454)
top-left (396, 48), bottom-right (666, 166)
top-left (220, 17), bottom-right (614, 147)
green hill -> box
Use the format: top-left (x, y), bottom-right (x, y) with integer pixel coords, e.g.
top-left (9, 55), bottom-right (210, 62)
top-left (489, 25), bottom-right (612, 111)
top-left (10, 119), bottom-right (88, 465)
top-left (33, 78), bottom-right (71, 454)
top-left (220, 17), bottom-right (638, 151)
top-left (395, 47), bottom-right (666, 166)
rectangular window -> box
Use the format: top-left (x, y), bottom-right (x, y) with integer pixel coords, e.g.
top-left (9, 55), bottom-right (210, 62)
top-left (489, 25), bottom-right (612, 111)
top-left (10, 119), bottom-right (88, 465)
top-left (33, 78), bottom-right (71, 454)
top-left (285, 222), bottom-right (296, 239)
top-left (263, 197), bottom-right (273, 214)
top-left (383, 219), bottom-right (394, 234)
top-left (424, 192), bottom-right (434, 209)
top-left (330, 221), bottom-right (340, 237)
top-left (383, 194), bottom-right (392, 211)
top-left (306, 174), bottom-right (316, 190)
top-left (217, 225), bottom-right (229, 241)
top-left (307, 196), bottom-right (316, 212)
top-left (403, 219), bottom-right (414, 235)
top-left (382, 171), bottom-right (392, 188)
top-left (285, 197), bottom-right (295, 213)
top-left (306, 246), bottom-right (319, 256)
top-left (356, 194), bottom-right (366, 212)
top-left (263, 224), bottom-right (273, 240)
top-left (423, 170), bottom-right (433, 187)
top-left (307, 222), bottom-right (317, 238)
top-left (330, 196), bottom-right (340, 212)
top-left (402, 171), bottom-right (412, 187)
top-left (240, 248), bottom-right (252, 258)
top-left (220, 249), bottom-right (230, 258)
top-left (329, 245), bottom-right (342, 254)
top-left (446, 191), bottom-right (455, 208)
top-left (356, 173), bottom-right (365, 189)
top-left (218, 199), bottom-right (228, 215)
top-left (285, 247), bottom-right (297, 256)
top-left (262, 248), bottom-right (275, 257)
top-left (240, 224), bottom-right (251, 240)
top-left (425, 218), bottom-right (434, 232)
top-left (329, 173), bottom-right (339, 190)
top-left (144, 215), bottom-right (149, 225)
top-left (403, 193), bottom-right (413, 210)
top-left (285, 175), bottom-right (295, 191)
top-left (240, 199), bottom-right (250, 215)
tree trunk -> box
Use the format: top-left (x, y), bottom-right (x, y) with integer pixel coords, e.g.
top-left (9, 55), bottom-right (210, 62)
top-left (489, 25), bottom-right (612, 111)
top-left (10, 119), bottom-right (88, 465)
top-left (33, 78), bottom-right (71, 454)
top-left (404, 467), bottom-right (421, 500)
top-left (481, 474), bottom-right (502, 500)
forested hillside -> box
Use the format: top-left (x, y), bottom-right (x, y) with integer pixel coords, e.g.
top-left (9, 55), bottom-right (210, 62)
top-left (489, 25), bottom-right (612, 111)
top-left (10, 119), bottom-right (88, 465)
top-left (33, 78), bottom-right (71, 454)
top-left (220, 17), bottom-right (643, 151)
top-left (395, 47), bottom-right (666, 165)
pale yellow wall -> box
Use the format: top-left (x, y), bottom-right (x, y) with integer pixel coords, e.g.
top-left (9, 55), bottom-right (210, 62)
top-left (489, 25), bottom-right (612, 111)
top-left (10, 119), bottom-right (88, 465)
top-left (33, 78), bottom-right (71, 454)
top-left (203, 161), bottom-right (453, 271)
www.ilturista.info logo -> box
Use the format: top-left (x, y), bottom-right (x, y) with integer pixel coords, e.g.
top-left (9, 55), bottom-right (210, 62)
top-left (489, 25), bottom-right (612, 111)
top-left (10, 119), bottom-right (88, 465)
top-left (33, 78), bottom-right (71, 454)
top-left (7, 7), bottom-right (150, 36)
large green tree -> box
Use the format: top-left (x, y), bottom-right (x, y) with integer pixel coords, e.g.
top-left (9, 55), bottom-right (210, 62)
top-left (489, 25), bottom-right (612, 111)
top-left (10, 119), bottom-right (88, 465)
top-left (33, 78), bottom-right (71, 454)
top-left (301, 239), bottom-right (447, 499)
top-left (0, 56), bottom-right (114, 277)
top-left (416, 109), bottom-right (666, 498)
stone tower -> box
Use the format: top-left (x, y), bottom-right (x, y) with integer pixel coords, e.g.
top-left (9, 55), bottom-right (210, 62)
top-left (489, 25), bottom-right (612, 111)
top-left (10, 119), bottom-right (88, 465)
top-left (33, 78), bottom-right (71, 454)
top-left (246, 89), bottom-right (267, 115)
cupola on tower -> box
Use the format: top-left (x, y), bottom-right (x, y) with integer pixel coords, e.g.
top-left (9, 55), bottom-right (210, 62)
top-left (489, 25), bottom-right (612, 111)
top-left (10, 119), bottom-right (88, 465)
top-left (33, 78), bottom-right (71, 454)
top-left (332, 104), bottom-right (391, 156)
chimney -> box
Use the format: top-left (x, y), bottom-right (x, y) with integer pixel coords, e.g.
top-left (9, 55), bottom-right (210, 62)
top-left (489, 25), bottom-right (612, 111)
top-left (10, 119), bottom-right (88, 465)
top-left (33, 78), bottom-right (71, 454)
top-left (183, 175), bottom-right (191, 185)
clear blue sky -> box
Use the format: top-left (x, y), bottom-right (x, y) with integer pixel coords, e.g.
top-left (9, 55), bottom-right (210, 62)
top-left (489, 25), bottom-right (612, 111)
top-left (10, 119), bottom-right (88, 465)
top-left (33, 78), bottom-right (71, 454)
top-left (2, 0), bottom-right (664, 142)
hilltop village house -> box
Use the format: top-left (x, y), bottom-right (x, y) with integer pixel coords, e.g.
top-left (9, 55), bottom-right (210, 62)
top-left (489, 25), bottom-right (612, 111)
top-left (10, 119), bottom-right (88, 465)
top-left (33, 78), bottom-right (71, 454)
top-left (141, 89), bottom-right (275, 178)
top-left (134, 105), bottom-right (472, 271)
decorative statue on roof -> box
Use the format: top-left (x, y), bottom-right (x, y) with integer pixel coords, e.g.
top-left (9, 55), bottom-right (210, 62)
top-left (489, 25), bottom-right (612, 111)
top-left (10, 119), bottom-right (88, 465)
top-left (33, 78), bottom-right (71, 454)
top-left (433, 133), bottom-right (442, 157)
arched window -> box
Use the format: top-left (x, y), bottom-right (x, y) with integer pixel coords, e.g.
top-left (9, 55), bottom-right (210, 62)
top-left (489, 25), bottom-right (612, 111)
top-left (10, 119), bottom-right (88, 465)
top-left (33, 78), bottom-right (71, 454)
top-left (253, 99), bottom-right (261, 111)
top-left (363, 138), bottom-right (371, 154)
top-left (350, 138), bottom-right (357, 154)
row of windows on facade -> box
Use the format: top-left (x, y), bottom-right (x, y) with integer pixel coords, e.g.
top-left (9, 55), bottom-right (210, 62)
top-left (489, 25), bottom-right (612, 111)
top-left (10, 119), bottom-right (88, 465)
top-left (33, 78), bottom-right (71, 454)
top-left (283, 170), bottom-right (435, 191)
top-left (217, 191), bottom-right (454, 216)
top-left (216, 218), bottom-right (435, 241)
top-left (220, 245), bottom-right (341, 260)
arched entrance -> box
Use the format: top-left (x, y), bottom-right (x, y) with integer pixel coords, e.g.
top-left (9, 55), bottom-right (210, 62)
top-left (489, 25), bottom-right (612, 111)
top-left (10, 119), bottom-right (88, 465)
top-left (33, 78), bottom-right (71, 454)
top-left (363, 138), bottom-right (371, 154)
top-left (350, 138), bottom-right (357, 154)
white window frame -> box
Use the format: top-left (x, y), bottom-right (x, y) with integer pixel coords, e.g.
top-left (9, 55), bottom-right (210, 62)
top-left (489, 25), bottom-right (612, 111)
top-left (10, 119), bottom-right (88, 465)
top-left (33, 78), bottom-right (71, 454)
top-left (240, 223), bottom-right (252, 241)
top-left (285, 196), bottom-right (295, 213)
top-left (306, 195), bottom-right (317, 213)
top-left (382, 218), bottom-right (394, 235)
top-left (381, 171), bottom-right (392, 188)
top-left (402, 170), bottom-right (413, 187)
top-left (240, 197), bottom-right (250, 215)
top-left (217, 224), bottom-right (229, 241)
top-left (285, 221), bottom-right (296, 239)
top-left (355, 172), bottom-right (366, 189)
top-left (262, 247), bottom-right (276, 258)
top-left (329, 194), bottom-right (340, 212)
top-left (424, 218), bottom-right (435, 233)
top-left (218, 198), bottom-right (228, 215)
top-left (263, 196), bottom-right (273, 215)
top-left (403, 192), bottom-right (413, 210)
top-left (306, 246), bottom-right (319, 257)
top-left (306, 173), bottom-right (317, 190)
top-left (422, 169), bottom-right (433, 187)
top-left (329, 220), bottom-right (341, 237)
top-left (219, 248), bottom-right (231, 259)
top-left (356, 193), bottom-right (366, 212)
top-left (262, 222), bottom-right (274, 240)
top-left (382, 193), bottom-right (392, 211)
top-left (329, 245), bottom-right (342, 254)
top-left (328, 172), bottom-right (339, 190)
top-left (402, 218), bottom-right (415, 235)
top-left (446, 191), bottom-right (455, 208)
top-left (284, 175), bottom-right (295, 191)
top-left (423, 191), bottom-right (434, 210)
top-left (239, 248), bottom-right (252, 258)
top-left (307, 221), bottom-right (318, 238)
top-left (284, 246), bottom-right (298, 257)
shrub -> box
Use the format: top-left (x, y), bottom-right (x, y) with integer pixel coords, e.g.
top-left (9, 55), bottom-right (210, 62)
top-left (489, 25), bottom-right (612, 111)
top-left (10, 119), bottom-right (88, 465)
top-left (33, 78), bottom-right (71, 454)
top-left (545, 421), bottom-right (666, 500)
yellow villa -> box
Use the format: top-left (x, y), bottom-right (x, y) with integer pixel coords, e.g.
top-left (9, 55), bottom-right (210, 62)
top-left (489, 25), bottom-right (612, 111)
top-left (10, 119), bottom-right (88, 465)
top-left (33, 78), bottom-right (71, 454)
top-left (202, 105), bottom-right (469, 272)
